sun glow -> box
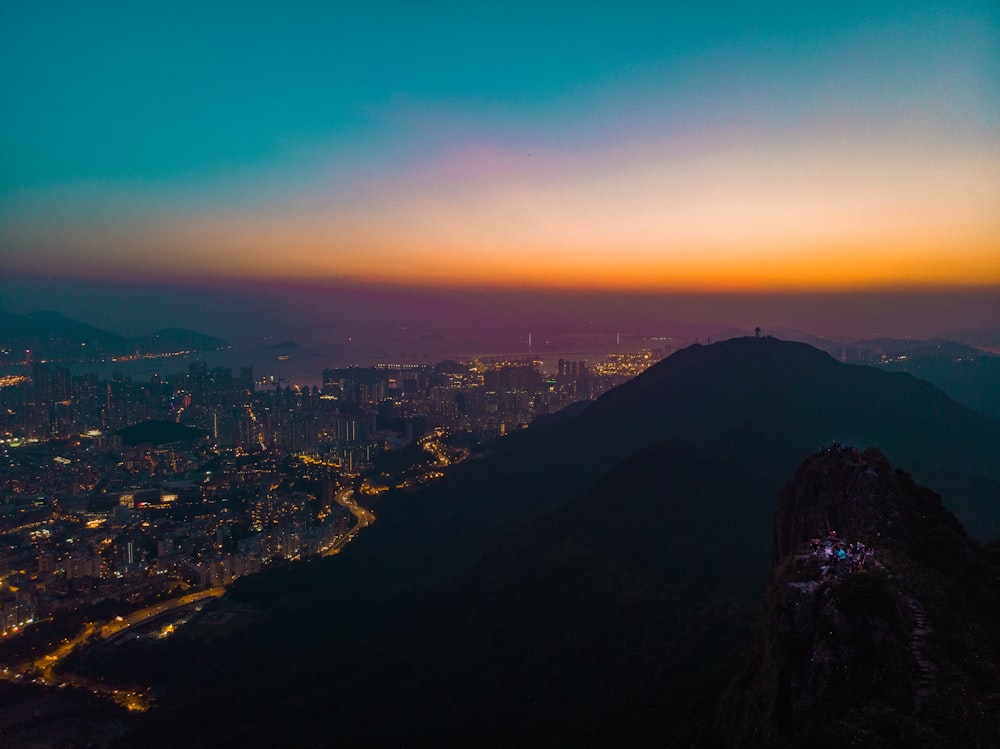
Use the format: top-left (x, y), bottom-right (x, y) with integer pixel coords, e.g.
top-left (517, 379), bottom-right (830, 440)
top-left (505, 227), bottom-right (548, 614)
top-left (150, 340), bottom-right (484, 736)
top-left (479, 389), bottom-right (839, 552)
top-left (8, 125), bottom-right (997, 293)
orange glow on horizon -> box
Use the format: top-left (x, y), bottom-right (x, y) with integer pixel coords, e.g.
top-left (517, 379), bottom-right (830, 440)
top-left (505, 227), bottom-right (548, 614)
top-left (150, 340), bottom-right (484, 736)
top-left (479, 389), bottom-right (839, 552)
top-left (11, 216), bottom-right (997, 293)
top-left (6, 119), bottom-right (998, 294)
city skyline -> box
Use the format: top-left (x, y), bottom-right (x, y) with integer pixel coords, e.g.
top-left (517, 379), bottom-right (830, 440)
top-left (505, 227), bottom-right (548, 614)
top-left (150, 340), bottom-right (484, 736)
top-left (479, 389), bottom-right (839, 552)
top-left (2, 2), bottom-right (998, 323)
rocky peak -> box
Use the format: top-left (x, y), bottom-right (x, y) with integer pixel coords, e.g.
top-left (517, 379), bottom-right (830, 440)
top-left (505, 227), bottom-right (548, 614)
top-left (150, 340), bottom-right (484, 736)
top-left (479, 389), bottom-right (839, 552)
top-left (723, 445), bottom-right (1000, 748)
top-left (772, 444), bottom-right (893, 563)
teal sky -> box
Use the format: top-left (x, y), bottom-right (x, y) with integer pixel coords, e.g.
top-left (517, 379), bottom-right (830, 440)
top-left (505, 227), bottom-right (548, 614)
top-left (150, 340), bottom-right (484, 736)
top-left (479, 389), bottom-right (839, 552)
top-left (5, 2), bottom-right (995, 191)
top-left (1, 2), bottom-right (998, 338)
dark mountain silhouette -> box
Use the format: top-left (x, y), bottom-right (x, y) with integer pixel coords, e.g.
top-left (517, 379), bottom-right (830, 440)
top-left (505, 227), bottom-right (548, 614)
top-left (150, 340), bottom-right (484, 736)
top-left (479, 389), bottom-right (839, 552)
top-left (880, 353), bottom-right (1000, 420)
top-left (432, 358), bottom-right (470, 374)
top-left (0, 307), bottom-right (127, 347)
top-left (84, 442), bottom-right (766, 748)
top-left (773, 332), bottom-right (999, 418)
top-left (725, 446), bottom-right (1000, 747)
top-left (848, 336), bottom-right (982, 358)
top-left (0, 308), bottom-right (227, 361)
top-left (74, 338), bottom-right (999, 747)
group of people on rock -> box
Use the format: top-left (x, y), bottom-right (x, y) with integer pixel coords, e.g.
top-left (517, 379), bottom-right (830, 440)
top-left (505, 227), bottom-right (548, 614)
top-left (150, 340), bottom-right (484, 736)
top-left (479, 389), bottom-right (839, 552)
top-left (809, 530), bottom-right (874, 576)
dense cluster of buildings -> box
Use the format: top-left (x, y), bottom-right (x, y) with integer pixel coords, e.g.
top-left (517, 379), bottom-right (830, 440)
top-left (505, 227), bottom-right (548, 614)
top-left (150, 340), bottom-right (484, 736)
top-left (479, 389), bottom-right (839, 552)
top-left (0, 433), bottom-right (352, 637)
top-left (3, 350), bottom-right (658, 450)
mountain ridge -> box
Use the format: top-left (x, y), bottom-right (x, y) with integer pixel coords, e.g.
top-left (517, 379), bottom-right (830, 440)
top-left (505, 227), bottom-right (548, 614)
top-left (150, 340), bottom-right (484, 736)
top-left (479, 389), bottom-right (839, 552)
top-left (64, 336), bottom-right (1000, 747)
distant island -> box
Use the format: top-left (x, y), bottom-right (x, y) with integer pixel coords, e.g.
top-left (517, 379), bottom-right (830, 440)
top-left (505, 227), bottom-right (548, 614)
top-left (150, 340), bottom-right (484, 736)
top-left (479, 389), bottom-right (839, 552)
top-left (266, 339), bottom-right (301, 350)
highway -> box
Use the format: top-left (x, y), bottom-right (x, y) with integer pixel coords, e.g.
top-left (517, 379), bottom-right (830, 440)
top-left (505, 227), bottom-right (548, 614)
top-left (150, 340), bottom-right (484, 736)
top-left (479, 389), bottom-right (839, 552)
top-left (0, 587), bottom-right (228, 712)
top-left (95, 587), bottom-right (225, 640)
top-left (321, 489), bottom-right (375, 556)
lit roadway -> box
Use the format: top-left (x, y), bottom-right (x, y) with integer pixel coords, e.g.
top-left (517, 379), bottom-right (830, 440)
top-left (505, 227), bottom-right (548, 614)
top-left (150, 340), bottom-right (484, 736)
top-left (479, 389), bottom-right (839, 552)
top-left (95, 587), bottom-right (225, 641)
top-left (419, 431), bottom-right (470, 468)
top-left (0, 587), bottom-right (226, 711)
top-left (322, 489), bottom-right (376, 556)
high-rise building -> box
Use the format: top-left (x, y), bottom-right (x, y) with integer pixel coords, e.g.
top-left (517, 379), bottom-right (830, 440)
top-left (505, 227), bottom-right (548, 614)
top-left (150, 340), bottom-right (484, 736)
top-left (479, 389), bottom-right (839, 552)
top-left (115, 533), bottom-right (144, 575)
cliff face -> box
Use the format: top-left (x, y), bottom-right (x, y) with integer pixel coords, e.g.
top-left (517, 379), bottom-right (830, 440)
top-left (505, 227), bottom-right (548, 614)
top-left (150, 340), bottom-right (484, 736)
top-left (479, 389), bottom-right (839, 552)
top-left (726, 446), bottom-right (1000, 748)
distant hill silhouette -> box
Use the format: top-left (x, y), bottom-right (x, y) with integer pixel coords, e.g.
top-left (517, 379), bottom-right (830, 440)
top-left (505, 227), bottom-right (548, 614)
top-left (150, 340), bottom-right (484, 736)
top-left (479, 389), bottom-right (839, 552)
top-left (848, 336), bottom-right (983, 358)
top-left (0, 307), bottom-right (127, 347)
top-left (880, 352), bottom-right (1000, 420)
top-left (0, 308), bottom-right (227, 361)
top-left (79, 338), bottom-right (1000, 747)
top-left (432, 358), bottom-right (469, 374)
top-left (780, 332), bottom-right (999, 418)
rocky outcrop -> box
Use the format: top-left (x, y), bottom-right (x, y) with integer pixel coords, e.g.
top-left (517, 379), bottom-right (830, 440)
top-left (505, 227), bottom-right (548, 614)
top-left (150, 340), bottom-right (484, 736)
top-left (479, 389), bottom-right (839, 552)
top-left (724, 446), bottom-right (1000, 748)
top-left (772, 443), bottom-right (892, 562)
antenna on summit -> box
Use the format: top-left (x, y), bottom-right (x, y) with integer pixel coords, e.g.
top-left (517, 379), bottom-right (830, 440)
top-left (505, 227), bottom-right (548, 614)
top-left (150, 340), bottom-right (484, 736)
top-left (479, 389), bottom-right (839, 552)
top-left (528, 331), bottom-right (532, 355)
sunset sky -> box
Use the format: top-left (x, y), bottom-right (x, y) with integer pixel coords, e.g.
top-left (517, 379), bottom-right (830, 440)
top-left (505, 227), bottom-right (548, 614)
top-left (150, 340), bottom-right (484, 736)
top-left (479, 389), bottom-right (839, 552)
top-left (1, 2), bottom-right (998, 337)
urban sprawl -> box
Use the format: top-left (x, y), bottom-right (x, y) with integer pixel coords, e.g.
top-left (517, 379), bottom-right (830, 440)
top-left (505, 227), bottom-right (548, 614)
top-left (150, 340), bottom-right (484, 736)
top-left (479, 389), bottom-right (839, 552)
top-left (0, 349), bottom-right (663, 642)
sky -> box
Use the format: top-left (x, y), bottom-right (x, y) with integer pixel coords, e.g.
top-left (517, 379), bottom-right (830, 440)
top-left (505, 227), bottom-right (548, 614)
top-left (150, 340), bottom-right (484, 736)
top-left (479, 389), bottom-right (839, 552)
top-left (1, 2), bottom-right (998, 339)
